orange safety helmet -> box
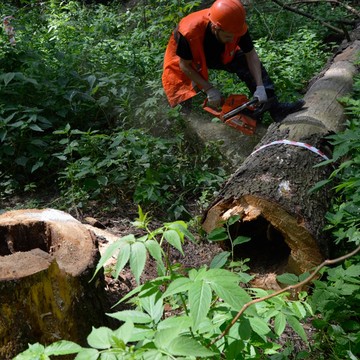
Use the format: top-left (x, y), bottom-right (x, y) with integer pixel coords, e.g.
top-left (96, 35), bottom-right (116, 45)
top-left (208, 0), bottom-right (246, 35)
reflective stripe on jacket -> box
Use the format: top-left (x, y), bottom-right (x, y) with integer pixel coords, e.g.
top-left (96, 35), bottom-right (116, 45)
top-left (162, 9), bottom-right (247, 107)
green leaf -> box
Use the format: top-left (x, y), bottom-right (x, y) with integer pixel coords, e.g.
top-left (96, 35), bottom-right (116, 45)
top-left (167, 336), bottom-right (216, 357)
top-left (162, 277), bottom-right (192, 298)
top-left (346, 350), bottom-right (359, 360)
top-left (274, 312), bottom-right (286, 336)
top-left (97, 175), bottom-right (108, 186)
top-left (249, 317), bottom-right (271, 336)
top-left (29, 124), bottom-right (44, 132)
top-left (90, 235), bottom-right (133, 281)
top-left (154, 328), bottom-right (179, 350)
top-left (44, 340), bottom-right (82, 355)
top-left (228, 215), bottom-right (241, 225)
top-left (141, 349), bottom-right (165, 360)
top-left (237, 272), bottom-right (254, 284)
top-left (113, 242), bottom-right (131, 279)
top-left (130, 241), bottom-right (147, 284)
top-left (210, 251), bottom-right (230, 269)
top-left (31, 161), bottom-right (44, 173)
top-left (276, 273), bottom-right (299, 285)
top-left (86, 74), bottom-right (97, 89)
top-left (107, 310), bottom-right (152, 324)
top-left (189, 280), bottom-right (212, 331)
top-left (164, 229), bottom-right (183, 255)
top-left (290, 301), bottom-right (307, 318)
top-left (157, 315), bottom-right (192, 332)
top-left (308, 179), bottom-right (332, 194)
top-left (2, 72), bottom-right (15, 86)
top-left (145, 239), bottom-right (163, 264)
top-left (112, 320), bottom-right (134, 345)
top-left (13, 343), bottom-right (46, 359)
top-left (87, 327), bottom-right (113, 349)
top-left (287, 315), bottom-right (308, 342)
top-left (0, 130), bottom-right (7, 142)
top-left (211, 281), bottom-right (251, 311)
top-left (233, 236), bottom-right (251, 246)
top-left (344, 264), bottom-right (360, 278)
top-left (168, 221), bottom-right (196, 243)
top-left (204, 269), bottom-right (252, 309)
top-left (98, 353), bottom-right (117, 360)
top-left (140, 293), bottom-right (164, 324)
top-left (127, 327), bottom-right (155, 343)
top-left (74, 348), bottom-right (99, 360)
top-left (208, 227), bottom-right (228, 241)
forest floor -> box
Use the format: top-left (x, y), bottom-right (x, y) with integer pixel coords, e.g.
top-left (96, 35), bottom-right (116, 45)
top-left (79, 198), bottom-right (318, 356)
top-left (0, 92), bottom-right (323, 354)
top-left (1, 186), bottom-right (319, 357)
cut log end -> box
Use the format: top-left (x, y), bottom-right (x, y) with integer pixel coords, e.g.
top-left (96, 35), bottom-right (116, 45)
top-left (202, 195), bottom-right (324, 278)
top-left (0, 209), bottom-right (107, 359)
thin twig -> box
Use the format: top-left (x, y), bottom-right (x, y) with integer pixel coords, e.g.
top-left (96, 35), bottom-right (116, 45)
top-left (291, 0), bottom-right (360, 18)
top-left (209, 244), bottom-right (360, 346)
top-left (269, 0), bottom-right (345, 34)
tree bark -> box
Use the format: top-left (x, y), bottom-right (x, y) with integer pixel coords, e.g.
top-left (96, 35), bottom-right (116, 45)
top-left (0, 209), bottom-right (108, 359)
top-left (202, 37), bottom-right (360, 277)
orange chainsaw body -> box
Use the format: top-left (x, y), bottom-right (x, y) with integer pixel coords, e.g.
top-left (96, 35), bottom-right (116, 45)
top-left (203, 94), bottom-right (258, 135)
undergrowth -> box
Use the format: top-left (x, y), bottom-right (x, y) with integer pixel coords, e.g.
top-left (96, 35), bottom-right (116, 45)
top-left (1, 0), bottom-right (359, 358)
top-left (14, 69), bottom-right (360, 360)
top-left (0, 0), bottom-right (333, 219)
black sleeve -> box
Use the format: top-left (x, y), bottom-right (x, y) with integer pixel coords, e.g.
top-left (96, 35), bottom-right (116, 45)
top-left (238, 30), bottom-right (254, 53)
top-left (175, 33), bottom-right (193, 60)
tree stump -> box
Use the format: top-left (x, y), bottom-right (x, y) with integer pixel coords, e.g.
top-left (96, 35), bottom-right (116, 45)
top-left (0, 209), bottom-right (107, 359)
top-left (202, 38), bottom-right (360, 279)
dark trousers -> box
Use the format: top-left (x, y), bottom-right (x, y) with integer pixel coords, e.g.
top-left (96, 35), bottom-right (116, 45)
top-left (209, 50), bottom-right (277, 101)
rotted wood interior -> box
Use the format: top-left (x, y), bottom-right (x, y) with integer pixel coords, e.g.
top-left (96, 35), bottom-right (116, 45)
top-left (0, 209), bottom-right (107, 359)
top-left (203, 195), bottom-right (324, 277)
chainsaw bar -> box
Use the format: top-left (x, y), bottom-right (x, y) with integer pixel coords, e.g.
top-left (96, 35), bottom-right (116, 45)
top-left (203, 94), bottom-right (259, 135)
top-left (222, 98), bottom-right (258, 120)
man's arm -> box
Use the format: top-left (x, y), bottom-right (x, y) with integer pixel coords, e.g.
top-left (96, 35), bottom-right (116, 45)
top-left (244, 48), bottom-right (267, 102)
top-left (244, 48), bottom-right (263, 87)
top-left (179, 58), bottom-right (222, 107)
top-left (179, 58), bottom-right (213, 91)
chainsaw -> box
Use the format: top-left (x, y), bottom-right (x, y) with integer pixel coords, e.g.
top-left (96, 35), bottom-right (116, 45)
top-left (202, 94), bottom-right (261, 135)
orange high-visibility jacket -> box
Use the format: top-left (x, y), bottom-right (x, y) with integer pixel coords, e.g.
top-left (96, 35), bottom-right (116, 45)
top-left (162, 9), bottom-right (247, 107)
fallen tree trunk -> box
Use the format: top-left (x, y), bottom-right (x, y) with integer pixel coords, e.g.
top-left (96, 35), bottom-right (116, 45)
top-left (0, 209), bottom-right (108, 359)
top-left (202, 37), bottom-right (360, 277)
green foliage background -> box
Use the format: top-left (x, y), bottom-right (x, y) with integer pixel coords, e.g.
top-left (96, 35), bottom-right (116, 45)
top-left (0, 0), bottom-right (335, 218)
top-left (0, 0), bottom-right (359, 359)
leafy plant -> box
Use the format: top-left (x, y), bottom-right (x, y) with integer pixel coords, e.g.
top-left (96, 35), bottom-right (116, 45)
top-left (255, 28), bottom-right (329, 101)
top-left (207, 215), bottom-right (252, 271)
top-left (15, 207), bottom-right (318, 359)
top-left (91, 205), bottom-right (195, 284)
top-left (305, 67), bottom-right (360, 360)
top-left (51, 123), bottom-right (226, 218)
top-left (309, 262), bottom-right (360, 359)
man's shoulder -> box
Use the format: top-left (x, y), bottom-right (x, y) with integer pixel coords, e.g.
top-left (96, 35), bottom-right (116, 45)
top-left (179, 8), bottom-right (210, 36)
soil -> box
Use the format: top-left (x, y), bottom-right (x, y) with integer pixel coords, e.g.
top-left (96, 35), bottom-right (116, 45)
top-left (81, 201), bottom-right (318, 357)
top-left (0, 94), bottom-right (321, 353)
top-left (0, 193), bottom-right (319, 357)
top-left (81, 200), bottom-right (223, 312)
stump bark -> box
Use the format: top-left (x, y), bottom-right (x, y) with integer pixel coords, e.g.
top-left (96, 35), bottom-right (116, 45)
top-left (202, 38), bottom-right (360, 277)
top-left (0, 209), bottom-right (107, 359)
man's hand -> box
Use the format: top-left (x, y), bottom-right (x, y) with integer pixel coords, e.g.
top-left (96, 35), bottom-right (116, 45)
top-left (206, 87), bottom-right (222, 108)
top-left (254, 85), bottom-right (267, 103)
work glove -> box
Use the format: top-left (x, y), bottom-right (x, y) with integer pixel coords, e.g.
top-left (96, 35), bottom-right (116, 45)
top-left (206, 87), bottom-right (222, 108)
top-left (254, 85), bottom-right (268, 103)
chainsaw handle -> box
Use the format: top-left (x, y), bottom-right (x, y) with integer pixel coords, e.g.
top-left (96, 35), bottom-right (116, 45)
top-left (202, 98), bottom-right (223, 117)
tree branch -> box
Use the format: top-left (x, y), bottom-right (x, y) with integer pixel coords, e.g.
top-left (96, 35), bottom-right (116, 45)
top-left (269, 0), bottom-right (345, 34)
top-left (209, 244), bottom-right (360, 346)
top-left (291, 0), bottom-right (360, 18)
